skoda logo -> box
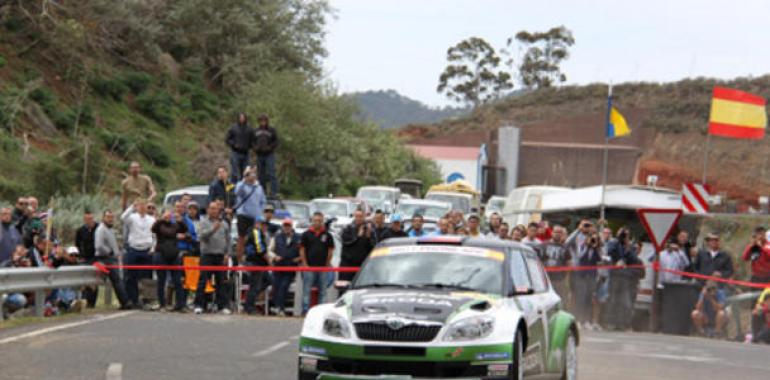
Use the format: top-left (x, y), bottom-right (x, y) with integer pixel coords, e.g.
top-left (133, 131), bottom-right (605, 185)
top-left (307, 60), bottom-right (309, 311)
top-left (385, 317), bottom-right (406, 331)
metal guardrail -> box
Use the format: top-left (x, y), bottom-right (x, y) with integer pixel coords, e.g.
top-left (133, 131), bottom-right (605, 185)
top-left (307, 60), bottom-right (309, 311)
top-left (0, 266), bottom-right (103, 319)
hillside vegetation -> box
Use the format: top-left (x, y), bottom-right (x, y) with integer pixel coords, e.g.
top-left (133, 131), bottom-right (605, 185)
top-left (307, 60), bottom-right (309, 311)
top-left (401, 76), bottom-right (770, 205)
top-left (348, 90), bottom-right (467, 129)
top-left (0, 1), bottom-right (439, 203)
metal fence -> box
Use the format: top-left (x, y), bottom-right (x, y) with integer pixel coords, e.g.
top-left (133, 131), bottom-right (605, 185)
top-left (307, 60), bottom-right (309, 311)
top-left (0, 266), bottom-right (103, 319)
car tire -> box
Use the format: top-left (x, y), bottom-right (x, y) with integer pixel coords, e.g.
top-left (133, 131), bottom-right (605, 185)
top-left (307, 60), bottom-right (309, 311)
top-left (560, 329), bottom-right (577, 380)
top-left (297, 369), bottom-right (316, 380)
top-left (511, 329), bottom-right (524, 380)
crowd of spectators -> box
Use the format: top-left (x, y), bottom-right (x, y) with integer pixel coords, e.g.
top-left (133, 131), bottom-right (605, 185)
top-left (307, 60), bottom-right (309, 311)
top-left (0, 112), bottom-right (768, 345)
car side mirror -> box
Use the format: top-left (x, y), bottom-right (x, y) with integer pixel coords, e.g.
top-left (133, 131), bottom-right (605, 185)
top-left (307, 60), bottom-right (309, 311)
top-left (509, 286), bottom-right (534, 297)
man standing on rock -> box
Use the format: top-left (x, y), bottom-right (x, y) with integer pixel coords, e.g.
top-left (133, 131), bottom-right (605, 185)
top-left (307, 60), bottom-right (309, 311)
top-left (252, 114), bottom-right (279, 197)
top-left (226, 112), bottom-right (253, 183)
top-left (120, 161), bottom-right (157, 211)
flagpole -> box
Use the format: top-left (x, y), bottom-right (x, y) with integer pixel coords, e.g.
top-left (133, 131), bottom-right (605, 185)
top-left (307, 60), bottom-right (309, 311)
top-left (702, 132), bottom-right (711, 184)
top-left (600, 83), bottom-right (612, 221)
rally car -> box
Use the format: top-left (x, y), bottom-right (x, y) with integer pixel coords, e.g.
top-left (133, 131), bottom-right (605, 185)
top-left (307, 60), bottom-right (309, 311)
top-left (298, 236), bottom-right (579, 380)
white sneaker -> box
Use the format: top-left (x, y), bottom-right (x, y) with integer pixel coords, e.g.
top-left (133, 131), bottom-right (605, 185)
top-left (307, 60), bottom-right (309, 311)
top-left (221, 308), bottom-right (232, 315)
top-left (193, 307), bottom-right (203, 315)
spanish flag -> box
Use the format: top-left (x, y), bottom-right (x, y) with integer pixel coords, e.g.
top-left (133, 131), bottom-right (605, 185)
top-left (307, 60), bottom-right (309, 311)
top-left (709, 87), bottom-right (767, 140)
top-left (607, 106), bottom-right (631, 138)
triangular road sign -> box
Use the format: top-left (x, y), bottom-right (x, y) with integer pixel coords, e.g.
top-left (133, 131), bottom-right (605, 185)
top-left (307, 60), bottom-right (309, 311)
top-left (638, 208), bottom-right (683, 252)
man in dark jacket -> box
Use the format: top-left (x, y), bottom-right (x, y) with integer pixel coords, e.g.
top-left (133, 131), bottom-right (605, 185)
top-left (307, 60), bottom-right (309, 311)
top-left (75, 211), bottom-right (98, 307)
top-left (381, 214), bottom-right (407, 240)
top-left (271, 218), bottom-right (301, 316)
top-left (0, 207), bottom-right (22, 264)
top-left (225, 112), bottom-right (253, 183)
top-left (694, 233), bottom-right (734, 285)
top-left (208, 166), bottom-right (235, 210)
top-left (243, 216), bottom-right (270, 315)
top-left (339, 210), bottom-right (375, 282)
top-left (252, 114), bottom-right (279, 196)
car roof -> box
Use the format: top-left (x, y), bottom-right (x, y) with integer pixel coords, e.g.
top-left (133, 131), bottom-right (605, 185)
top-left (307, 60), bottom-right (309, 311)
top-left (311, 198), bottom-right (352, 205)
top-left (165, 185), bottom-right (208, 196)
top-left (283, 200), bottom-right (310, 207)
top-left (377, 236), bottom-right (535, 255)
top-left (358, 186), bottom-right (399, 192)
top-left (398, 199), bottom-right (451, 207)
top-left (426, 191), bottom-right (473, 198)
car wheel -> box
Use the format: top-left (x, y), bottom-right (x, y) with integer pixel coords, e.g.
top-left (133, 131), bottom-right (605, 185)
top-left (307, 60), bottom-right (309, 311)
top-left (511, 329), bottom-right (524, 380)
top-left (560, 329), bottom-right (577, 380)
top-left (297, 369), bottom-right (316, 380)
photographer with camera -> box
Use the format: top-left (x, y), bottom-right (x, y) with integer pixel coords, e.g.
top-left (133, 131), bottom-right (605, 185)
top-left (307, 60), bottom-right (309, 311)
top-left (339, 209), bottom-right (375, 282)
top-left (742, 226), bottom-right (770, 284)
top-left (606, 226), bottom-right (644, 331)
top-left (691, 280), bottom-right (728, 338)
top-left (573, 230), bottom-right (602, 329)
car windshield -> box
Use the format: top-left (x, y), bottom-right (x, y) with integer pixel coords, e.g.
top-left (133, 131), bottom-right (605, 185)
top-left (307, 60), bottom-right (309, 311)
top-left (396, 203), bottom-right (449, 220)
top-left (358, 189), bottom-right (397, 202)
top-left (165, 194), bottom-right (209, 211)
top-left (312, 201), bottom-right (349, 218)
top-left (285, 204), bottom-right (310, 221)
top-left (487, 198), bottom-right (505, 212)
top-left (426, 194), bottom-right (470, 213)
top-left (354, 250), bottom-right (504, 295)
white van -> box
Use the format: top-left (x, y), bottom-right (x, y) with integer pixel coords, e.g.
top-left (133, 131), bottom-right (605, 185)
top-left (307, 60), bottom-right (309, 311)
top-left (501, 186), bottom-right (569, 227)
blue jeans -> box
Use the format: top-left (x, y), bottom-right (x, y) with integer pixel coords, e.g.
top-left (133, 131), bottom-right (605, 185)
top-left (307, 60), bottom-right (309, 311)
top-left (272, 271), bottom-right (295, 311)
top-left (4, 293), bottom-right (27, 311)
top-left (155, 254), bottom-right (186, 309)
top-left (124, 247), bottom-right (152, 305)
top-left (58, 288), bottom-right (78, 306)
top-left (230, 151), bottom-right (250, 183)
top-left (301, 271), bottom-right (328, 314)
top-left (256, 153), bottom-right (277, 196)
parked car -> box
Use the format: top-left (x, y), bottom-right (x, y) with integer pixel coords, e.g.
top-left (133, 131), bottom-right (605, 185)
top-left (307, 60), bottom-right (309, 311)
top-left (335, 197), bottom-right (373, 216)
top-left (163, 185), bottom-right (209, 210)
top-left (298, 236), bottom-right (579, 380)
top-left (425, 191), bottom-right (474, 215)
top-left (283, 200), bottom-right (311, 229)
top-left (310, 198), bottom-right (357, 232)
top-left (485, 195), bottom-right (507, 219)
top-left (356, 186), bottom-right (401, 214)
top-left (395, 199), bottom-right (451, 233)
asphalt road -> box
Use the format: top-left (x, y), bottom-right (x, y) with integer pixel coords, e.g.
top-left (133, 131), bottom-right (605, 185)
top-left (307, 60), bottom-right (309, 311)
top-left (0, 311), bottom-right (768, 380)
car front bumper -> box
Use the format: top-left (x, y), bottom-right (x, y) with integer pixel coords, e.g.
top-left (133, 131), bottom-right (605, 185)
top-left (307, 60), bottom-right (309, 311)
top-left (298, 336), bottom-right (513, 379)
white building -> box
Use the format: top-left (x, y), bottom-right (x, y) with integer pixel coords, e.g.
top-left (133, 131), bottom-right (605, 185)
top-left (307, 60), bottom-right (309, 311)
top-left (410, 145), bottom-right (480, 187)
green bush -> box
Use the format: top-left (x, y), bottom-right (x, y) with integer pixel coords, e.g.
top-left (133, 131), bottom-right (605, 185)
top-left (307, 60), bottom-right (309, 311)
top-left (52, 109), bottom-right (77, 132)
top-left (30, 157), bottom-right (77, 201)
top-left (0, 55), bottom-right (6, 69)
top-left (98, 130), bottom-right (134, 157)
top-left (138, 139), bottom-right (171, 168)
top-left (89, 77), bottom-right (128, 101)
top-left (0, 176), bottom-right (30, 201)
top-left (30, 87), bottom-right (57, 115)
top-left (121, 71), bottom-right (152, 95)
top-left (134, 90), bottom-right (175, 129)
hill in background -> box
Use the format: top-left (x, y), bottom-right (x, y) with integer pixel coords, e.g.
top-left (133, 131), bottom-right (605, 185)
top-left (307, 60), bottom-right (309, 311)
top-left (348, 90), bottom-right (467, 129)
top-left (399, 76), bottom-right (770, 207)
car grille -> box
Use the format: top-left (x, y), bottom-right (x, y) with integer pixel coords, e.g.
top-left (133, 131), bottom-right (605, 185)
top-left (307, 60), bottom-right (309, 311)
top-left (354, 322), bottom-right (441, 342)
top-left (316, 358), bottom-right (489, 378)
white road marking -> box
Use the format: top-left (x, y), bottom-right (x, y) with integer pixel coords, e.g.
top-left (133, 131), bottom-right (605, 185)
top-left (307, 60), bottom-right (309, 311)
top-left (583, 348), bottom-right (718, 363)
top-left (252, 335), bottom-right (300, 357)
top-left (0, 311), bottom-right (136, 346)
top-left (105, 362), bottom-right (122, 380)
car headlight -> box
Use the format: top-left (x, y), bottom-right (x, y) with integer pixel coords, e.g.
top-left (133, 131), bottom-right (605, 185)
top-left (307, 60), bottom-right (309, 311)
top-left (443, 316), bottom-right (495, 341)
top-left (322, 314), bottom-right (351, 338)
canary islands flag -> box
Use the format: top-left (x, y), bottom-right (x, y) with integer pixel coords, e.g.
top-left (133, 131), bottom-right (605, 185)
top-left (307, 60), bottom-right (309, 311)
top-left (607, 106), bottom-right (630, 138)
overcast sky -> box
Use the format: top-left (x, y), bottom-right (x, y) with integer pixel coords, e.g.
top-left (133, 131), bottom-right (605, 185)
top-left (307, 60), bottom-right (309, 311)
top-left (324, 0), bottom-right (770, 107)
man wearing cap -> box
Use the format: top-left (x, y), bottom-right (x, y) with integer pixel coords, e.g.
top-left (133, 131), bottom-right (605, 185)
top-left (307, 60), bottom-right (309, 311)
top-left (263, 203), bottom-right (280, 238)
top-left (242, 216), bottom-right (270, 314)
top-left (691, 280), bottom-right (728, 337)
top-left (271, 218), bottom-right (301, 316)
top-left (252, 114), bottom-right (279, 197)
top-left (694, 233), bottom-right (734, 285)
top-left (340, 210), bottom-right (375, 282)
top-left (50, 246), bottom-right (87, 312)
top-left (234, 166), bottom-right (267, 266)
top-left (382, 214), bottom-right (407, 240)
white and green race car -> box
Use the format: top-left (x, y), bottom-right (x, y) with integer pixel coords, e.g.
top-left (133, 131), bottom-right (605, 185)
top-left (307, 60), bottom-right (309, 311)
top-left (298, 236), bottom-right (579, 380)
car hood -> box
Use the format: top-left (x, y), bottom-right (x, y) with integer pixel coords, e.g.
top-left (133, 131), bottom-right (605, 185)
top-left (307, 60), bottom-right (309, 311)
top-left (346, 288), bottom-right (498, 325)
